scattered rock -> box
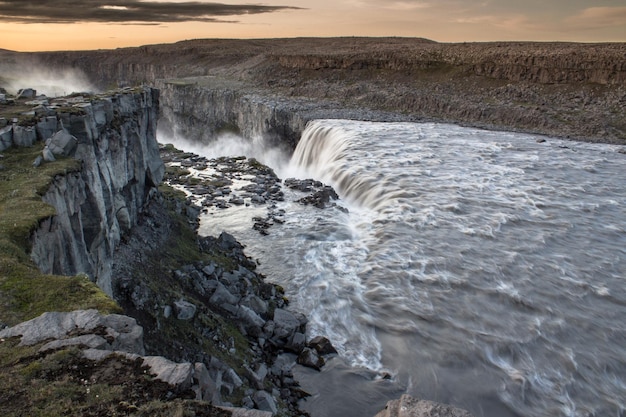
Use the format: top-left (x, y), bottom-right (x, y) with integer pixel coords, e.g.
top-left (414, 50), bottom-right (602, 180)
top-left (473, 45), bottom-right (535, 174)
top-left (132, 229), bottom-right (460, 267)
top-left (142, 356), bottom-right (194, 389)
top-left (47, 129), bottom-right (78, 156)
top-left (42, 145), bottom-right (55, 162)
top-left (32, 155), bottom-right (43, 167)
top-left (308, 335), bottom-right (338, 355)
top-left (297, 347), bottom-right (325, 371)
top-left (16, 88), bottom-right (36, 99)
top-left (374, 394), bottom-right (475, 417)
top-left (173, 300), bottom-right (197, 320)
top-left (253, 390), bottom-right (278, 414)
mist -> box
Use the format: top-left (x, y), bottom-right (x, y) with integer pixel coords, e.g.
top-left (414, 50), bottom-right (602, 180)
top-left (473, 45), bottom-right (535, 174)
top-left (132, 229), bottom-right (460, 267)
top-left (157, 129), bottom-right (293, 178)
top-left (0, 60), bottom-right (96, 97)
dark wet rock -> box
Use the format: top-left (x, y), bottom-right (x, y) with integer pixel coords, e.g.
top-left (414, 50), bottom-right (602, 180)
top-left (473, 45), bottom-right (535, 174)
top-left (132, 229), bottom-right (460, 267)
top-left (308, 335), bottom-right (338, 355)
top-left (374, 394), bottom-right (475, 417)
top-left (297, 347), bottom-right (325, 371)
top-left (272, 308), bottom-right (302, 340)
top-left (287, 332), bottom-right (307, 353)
top-left (297, 186), bottom-right (339, 208)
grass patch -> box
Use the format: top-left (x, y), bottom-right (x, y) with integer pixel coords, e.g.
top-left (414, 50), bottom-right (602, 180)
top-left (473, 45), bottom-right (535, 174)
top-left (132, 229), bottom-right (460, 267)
top-left (0, 338), bottom-right (230, 417)
top-left (0, 143), bottom-right (120, 326)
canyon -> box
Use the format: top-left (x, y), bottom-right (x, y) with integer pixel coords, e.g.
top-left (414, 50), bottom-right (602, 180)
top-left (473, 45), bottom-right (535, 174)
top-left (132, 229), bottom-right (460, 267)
top-left (0, 37), bottom-right (625, 417)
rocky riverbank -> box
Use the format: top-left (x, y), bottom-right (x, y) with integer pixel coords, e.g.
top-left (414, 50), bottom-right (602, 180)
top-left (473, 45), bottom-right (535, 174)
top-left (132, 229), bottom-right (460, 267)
top-left (4, 87), bottom-right (465, 417)
top-left (1, 87), bottom-right (326, 416)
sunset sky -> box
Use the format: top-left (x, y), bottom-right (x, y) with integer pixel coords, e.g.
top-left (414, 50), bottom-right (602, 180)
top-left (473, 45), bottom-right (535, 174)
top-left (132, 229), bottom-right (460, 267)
top-left (1, 0), bottom-right (625, 51)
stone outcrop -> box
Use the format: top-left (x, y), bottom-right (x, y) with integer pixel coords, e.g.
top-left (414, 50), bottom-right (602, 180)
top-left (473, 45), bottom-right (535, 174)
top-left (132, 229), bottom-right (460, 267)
top-left (375, 395), bottom-right (474, 417)
top-left (26, 88), bottom-right (164, 296)
top-left (0, 309), bottom-right (274, 417)
top-left (156, 80), bottom-right (309, 149)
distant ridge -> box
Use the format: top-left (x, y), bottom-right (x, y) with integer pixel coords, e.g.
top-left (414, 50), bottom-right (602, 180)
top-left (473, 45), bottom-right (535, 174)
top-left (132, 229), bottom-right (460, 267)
top-left (4, 38), bottom-right (626, 144)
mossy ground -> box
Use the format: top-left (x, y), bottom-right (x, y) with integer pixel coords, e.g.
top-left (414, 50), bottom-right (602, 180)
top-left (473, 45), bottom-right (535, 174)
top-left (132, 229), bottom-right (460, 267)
top-left (0, 141), bottom-right (228, 416)
top-left (0, 143), bottom-right (121, 327)
top-left (117, 184), bottom-right (251, 379)
top-left (0, 140), bottom-right (256, 415)
top-left (0, 338), bottom-right (230, 417)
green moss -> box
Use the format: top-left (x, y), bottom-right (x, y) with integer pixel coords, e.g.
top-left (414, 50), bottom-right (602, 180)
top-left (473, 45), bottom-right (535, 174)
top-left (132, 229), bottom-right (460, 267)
top-left (0, 339), bottom-right (230, 417)
top-left (0, 143), bottom-right (120, 326)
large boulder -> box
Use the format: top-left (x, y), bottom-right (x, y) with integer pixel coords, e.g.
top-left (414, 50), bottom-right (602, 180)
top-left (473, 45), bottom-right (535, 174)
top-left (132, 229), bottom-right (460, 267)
top-left (374, 395), bottom-right (475, 417)
top-left (46, 129), bottom-right (78, 156)
top-left (0, 125), bottom-right (12, 151)
top-left (16, 88), bottom-right (36, 99)
top-left (0, 309), bottom-right (145, 355)
top-left (13, 125), bottom-right (37, 147)
top-left (142, 356), bottom-right (194, 389)
top-left (272, 308), bottom-right (301, 340)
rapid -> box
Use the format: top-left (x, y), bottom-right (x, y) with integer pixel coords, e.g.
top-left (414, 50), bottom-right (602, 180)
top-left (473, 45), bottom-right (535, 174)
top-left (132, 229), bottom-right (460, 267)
top-left (174, 120), bottom-right (626, 417)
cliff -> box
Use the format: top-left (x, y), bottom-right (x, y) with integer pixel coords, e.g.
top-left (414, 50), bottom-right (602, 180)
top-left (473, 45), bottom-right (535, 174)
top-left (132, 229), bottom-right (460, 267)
top-left (11, 37), bottom-right (621, 144)
top-left (0, 87), bottom-right (340, 416)
top-left (24, 88), bottom-right (164, 296)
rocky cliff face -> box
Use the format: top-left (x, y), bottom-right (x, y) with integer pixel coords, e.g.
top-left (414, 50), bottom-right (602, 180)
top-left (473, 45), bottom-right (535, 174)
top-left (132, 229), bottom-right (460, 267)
top-left (29, 87), bottom-right (164, 296)
top-left (156, 80), bottom-right (310, 149)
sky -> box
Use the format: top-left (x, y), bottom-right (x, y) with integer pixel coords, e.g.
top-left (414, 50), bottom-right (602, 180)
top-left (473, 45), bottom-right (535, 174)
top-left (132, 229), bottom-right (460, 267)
top-left (0, 0), bottom-right (625, 51)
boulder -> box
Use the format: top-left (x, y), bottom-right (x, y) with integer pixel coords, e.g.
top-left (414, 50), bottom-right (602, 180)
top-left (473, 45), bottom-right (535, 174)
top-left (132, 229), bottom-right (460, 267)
top-left (272, 308), bottom-right (301, 340)
top-left (219, 407), bottom-right (272, 417)
top-left (39, 334), bottom-right (108, 353)
top-left (0, 125), bottom-right (12, 151)
top-left (238, 305), bottom-right (266, 333)
top-left (193, 362), bottom-right (219, 402)
top-left (42, 146), bottom-right (56, 162)
top-left (308, 335), bottom-right (338, 355)
top-left (287, 332), bottom-right (306, 353)
top-left (374, 395), bottom-right (475, 417)
top-left (16, 88), bottom-right (36, 99)
top-left (173, 300), bottom-right (197, 320)
top-left (0, 309), bottom-right (145, 355)
top-left (47, 129), bottom-right (78, 156)
top-left (253, 390), bottom-right (278, 414)
top-left (297, 347), bottom-right (325, 371)
top-left (209, 282), bottom-right (240, 307)
top-left (116, 207), bottom-right (132, 232)
top-left (141, 356), bottom-right (194, 390)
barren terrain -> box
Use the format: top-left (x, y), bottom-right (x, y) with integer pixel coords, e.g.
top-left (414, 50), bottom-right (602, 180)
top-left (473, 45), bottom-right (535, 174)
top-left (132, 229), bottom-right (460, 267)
top-left (3, 37), bottom-right (624, 144)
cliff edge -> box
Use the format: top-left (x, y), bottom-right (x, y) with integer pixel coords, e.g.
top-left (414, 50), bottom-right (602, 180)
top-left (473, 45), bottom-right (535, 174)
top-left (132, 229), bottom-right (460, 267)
top-left (7, 38), bottom-right (625, 144)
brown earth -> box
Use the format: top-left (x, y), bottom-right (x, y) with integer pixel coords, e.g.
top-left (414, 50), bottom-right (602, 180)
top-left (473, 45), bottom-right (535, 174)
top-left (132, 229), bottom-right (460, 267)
top-left (3, 37), bottom-right (623, 144)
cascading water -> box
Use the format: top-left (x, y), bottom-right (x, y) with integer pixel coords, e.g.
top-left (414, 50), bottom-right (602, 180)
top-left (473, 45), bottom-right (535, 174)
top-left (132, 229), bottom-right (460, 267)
top-left (173, 119), bottom-right (626, 417)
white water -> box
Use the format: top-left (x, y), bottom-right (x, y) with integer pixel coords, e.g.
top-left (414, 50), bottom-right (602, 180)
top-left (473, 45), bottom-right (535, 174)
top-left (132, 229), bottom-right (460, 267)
top-left (174, 120), bottom-right (626, 417)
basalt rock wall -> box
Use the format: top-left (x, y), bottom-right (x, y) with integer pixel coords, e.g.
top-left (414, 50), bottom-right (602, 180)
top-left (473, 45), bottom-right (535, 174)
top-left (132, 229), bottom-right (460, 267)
top-left (156, 80), bottom-right (310, 149)
top-left (30, 87), bottom-right (164, 296)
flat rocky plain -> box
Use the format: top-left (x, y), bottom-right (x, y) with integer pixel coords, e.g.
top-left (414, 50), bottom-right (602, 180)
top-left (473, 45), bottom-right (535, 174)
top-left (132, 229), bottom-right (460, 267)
top-left (6, 37), bottom-right (624, 144)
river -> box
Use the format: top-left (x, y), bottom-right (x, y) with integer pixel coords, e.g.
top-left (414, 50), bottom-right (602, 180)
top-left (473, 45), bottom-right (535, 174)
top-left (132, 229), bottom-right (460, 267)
top-left (169, 120), bottom-right (626, 417)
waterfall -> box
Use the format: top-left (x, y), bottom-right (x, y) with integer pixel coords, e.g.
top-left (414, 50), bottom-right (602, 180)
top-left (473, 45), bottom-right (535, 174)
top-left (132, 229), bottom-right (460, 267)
top-left (288, 120), bottom-right (400, 211)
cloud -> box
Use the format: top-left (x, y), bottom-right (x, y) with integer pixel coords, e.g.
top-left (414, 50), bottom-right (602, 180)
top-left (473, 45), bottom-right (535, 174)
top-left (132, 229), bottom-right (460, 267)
top-left (565, 6), bottom-right (626, 30)
top-left (0, 0), bottom-right (301, 24)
